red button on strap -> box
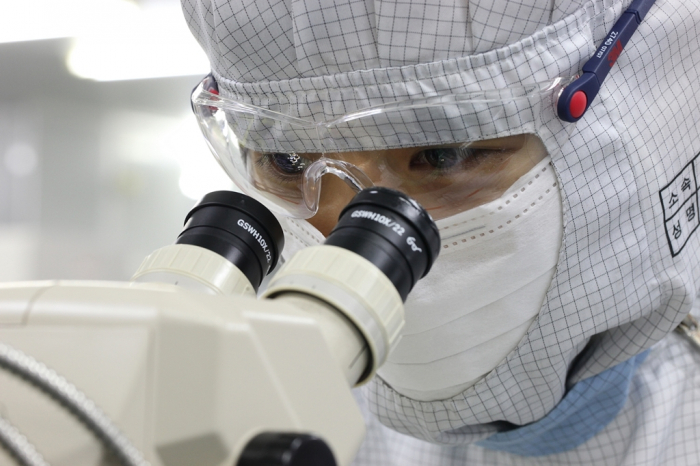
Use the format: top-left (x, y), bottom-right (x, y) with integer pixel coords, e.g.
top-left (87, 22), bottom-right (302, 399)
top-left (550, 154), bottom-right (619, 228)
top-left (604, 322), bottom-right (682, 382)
top-left (569, 91), bottom-right (587, 119)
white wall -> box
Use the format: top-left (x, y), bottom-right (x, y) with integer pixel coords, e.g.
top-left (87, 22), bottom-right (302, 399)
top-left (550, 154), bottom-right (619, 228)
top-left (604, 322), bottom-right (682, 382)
top-left (0, 3), bottom-right (233, 282)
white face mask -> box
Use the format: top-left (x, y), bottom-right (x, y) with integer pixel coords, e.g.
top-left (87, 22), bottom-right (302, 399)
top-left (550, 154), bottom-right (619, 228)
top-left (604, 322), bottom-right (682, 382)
top-left (378, 156), bottom-right (563, 401)
top-left (279, 157), bottom-right (563, 402)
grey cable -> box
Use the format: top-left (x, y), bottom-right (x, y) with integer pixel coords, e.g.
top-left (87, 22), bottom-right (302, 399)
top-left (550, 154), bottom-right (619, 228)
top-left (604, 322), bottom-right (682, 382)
top-left (0, 415), bottom-right (50, 466)
top-left (0, 342), bottom-right (150, 466)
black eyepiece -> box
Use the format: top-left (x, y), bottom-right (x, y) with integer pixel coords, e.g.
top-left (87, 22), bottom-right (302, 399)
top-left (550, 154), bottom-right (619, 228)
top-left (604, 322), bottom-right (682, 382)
top-left (324, 187), bottom-right (441, 301)
top-left (176, 191), bottom-right (284, 291)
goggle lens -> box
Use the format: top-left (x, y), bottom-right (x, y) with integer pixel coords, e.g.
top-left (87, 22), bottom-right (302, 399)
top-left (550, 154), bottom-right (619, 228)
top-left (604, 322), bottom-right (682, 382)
top-left (191, 76), bottom-right (575, 219)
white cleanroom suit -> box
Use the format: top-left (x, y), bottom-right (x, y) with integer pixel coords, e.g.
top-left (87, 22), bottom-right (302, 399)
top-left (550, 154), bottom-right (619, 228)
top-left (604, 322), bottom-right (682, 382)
top-left (182, 0), bottom-right (700, 463)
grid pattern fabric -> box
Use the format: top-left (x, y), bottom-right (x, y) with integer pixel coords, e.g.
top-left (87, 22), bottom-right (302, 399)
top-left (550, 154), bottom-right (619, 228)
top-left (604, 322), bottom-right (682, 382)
top-left (475, 350), bottom-right (650, 455)
top-left (183, 0), bottom-right (594, 83)
top-left (182, 0), bottom-right (700, 461)
top-left (183, 0), bottom-right (596, 153)
top-left (352, 327), bottom-right (700, 465)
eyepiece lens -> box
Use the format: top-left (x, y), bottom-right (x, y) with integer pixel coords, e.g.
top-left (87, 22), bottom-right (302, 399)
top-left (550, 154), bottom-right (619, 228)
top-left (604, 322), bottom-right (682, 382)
top-left (324, 187), bottom-right (440, 301)
top-left (176, 191), bottom-right (284, 291)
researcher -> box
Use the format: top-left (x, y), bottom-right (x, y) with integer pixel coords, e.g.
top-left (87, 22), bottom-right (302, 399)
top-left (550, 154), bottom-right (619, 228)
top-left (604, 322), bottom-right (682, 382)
top-left (182, 0), bottom-right (700, 463)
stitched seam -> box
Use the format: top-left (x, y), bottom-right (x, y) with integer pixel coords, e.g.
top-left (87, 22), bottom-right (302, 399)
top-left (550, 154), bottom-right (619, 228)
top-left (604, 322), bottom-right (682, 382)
top-left (212, 0), bottom-right (605, 97)
top-left (442, 179), bottom-right (558, 249)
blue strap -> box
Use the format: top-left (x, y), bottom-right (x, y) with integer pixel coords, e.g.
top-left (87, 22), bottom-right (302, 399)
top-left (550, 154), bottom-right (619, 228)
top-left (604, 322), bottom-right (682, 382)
top-left (557, 0), bottom-right (658, 122)
top-left (476, 350), bottom-right (650, 456)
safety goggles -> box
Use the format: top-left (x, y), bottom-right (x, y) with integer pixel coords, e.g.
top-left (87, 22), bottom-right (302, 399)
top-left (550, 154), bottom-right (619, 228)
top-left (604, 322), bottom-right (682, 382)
top-left (191, 75), bottom-right (576, 219)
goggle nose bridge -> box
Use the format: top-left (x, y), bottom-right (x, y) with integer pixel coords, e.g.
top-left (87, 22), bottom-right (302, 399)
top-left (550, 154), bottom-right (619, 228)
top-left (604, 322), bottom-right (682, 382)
top-left (301, 158), bottom-right (374, 213)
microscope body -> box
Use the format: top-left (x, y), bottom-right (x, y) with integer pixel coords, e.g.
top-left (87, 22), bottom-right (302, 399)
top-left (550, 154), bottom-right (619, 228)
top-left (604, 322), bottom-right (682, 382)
top-left (0, 280), bottom-right (365, 466)
top-left (0, 188), bottom-right (440, 466)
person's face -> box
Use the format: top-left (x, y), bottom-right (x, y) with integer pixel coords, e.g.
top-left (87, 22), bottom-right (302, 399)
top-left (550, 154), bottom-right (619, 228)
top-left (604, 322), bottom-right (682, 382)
top-left (246, 134), bottom-right (549, 236)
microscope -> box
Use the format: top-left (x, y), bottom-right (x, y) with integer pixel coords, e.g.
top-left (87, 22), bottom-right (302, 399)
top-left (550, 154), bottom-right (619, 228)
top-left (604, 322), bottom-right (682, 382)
top-left (0, 187), bottom-right (440, 466)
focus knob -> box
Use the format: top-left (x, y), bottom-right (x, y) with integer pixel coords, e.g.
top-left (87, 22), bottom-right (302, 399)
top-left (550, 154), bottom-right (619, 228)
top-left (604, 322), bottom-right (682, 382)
top-left (236, 433), bottom-right (336, 466)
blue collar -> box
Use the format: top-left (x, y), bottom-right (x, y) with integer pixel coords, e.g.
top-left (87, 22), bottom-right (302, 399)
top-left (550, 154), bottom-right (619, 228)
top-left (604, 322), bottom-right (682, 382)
top-left (477, 350), bottom-right (649, 456)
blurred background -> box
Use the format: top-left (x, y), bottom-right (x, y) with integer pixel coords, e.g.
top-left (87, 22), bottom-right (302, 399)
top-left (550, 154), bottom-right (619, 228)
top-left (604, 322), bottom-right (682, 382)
top-left (0, 0), bottom-right (234, 282)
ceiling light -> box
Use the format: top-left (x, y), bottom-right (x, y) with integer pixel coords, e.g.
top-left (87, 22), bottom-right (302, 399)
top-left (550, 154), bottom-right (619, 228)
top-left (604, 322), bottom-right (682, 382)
top-left (66, 1), bottom-right (209, 81)
top-left (0, 0), bottom-right (128, 44)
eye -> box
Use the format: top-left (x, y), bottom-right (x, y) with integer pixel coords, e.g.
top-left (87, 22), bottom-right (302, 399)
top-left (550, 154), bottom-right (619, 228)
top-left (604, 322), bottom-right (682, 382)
top-left (411, 147), bottom-right (476, 171)
top-left (421, 148), bottom-right (462, 169)
top-left (269, 152), bottom-right (307, 174)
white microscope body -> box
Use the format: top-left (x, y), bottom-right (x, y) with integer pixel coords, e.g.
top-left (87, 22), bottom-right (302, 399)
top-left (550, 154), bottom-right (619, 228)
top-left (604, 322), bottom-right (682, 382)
top-left (0, 189), bottom-right (439, 466)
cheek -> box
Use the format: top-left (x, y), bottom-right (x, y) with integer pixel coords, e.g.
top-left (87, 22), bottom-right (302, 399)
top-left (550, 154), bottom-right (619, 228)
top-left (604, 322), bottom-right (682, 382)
top-left (495, 136), bottom-right (549, 190)
top-left (307, 210), bottom-right (335, 237)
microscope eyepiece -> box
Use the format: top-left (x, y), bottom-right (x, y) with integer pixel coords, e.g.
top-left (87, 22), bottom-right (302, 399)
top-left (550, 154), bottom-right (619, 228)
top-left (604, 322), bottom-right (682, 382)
top-left (176, 191), bottom-right (284, 291)
top-left (324, 187), bottom-right (441, 301)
